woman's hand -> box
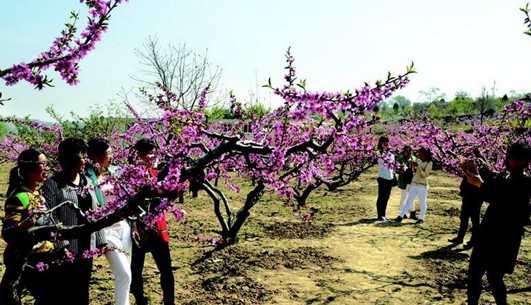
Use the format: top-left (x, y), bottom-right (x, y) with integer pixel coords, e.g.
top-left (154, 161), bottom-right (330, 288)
top-left (130, 221), bottom-right (146, 245)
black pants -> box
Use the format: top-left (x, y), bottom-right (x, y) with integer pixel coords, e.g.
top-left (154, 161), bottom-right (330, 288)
top-left (467, 249), bottom-right (507, 305)
top-left (26, 258), bottom-right (93, 305)
top-left (376, 177), bottom-right (393, 218)
top-left (131, 236), bottom-right (175, 305)
top-left (0, 250), bottom-right (25, 305)
top-left (457, 197), bottom-right (482, 243)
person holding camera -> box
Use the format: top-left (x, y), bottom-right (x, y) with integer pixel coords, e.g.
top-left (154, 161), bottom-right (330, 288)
top-left (463, 142), bottom-right (531, 305)
top-left (395, 147), bottom-right (433, 224)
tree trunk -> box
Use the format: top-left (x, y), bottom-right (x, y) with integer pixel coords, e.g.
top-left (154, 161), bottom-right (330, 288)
top-left (224, 182), bottom-right (265, 244)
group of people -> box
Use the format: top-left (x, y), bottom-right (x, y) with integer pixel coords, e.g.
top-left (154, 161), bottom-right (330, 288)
top-left (0, 138), bottom-right (175, 305)
top-left (375, 136), bottom-right (531, 305)
top-left (375, 136), bottom-right (434, 224)
top-left (0, 133), bottom-right (529, 305)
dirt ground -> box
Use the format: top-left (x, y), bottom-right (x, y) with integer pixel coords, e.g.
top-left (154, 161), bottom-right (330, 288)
top-left (0, 165), bottom-right (530, 304)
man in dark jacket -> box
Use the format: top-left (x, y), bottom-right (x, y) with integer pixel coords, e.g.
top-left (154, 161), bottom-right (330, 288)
top-left (463, 142), bottom-right (531, 305)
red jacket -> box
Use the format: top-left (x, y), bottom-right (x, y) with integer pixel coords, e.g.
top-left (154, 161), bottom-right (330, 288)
top-left (148, 168), bottom-right (170, 243)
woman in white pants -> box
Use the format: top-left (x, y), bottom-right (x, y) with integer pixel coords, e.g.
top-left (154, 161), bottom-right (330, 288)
top-left (87, 138), bottom-right (133, 305)
top-left (395, 147), bottom-right (433, 224)
top-left (102, 217), bottom-right (133, 305)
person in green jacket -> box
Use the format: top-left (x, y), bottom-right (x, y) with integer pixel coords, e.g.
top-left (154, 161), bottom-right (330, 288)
top-left (396, 146), bottom-right (418, 220)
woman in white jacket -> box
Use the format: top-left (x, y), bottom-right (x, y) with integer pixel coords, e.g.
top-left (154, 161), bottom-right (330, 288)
top-left (87, 138), bottom-right (133, 305)
top-left (375, 136), bottom-right (395, 222)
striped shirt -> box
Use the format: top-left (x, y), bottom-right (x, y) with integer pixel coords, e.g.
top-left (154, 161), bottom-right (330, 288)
top-left (41, 172), bottom-right (106, 255)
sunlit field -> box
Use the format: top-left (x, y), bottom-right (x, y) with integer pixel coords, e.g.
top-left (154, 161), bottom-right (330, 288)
top-left (1, 164), bottom-right (529, 304)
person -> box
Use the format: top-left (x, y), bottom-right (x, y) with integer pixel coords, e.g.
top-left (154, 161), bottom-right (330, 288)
top-left (130, 138), bottom-right (175, 305)
top-left (375, 136), bottom-right (395, 222)
top-left (396, 146), bottom-right (418, 220)
top-left (86, 138), bottom-right (133, 305)
top-left (40, 138), bottom-right (107, 305)
top-left (464, 142), bottom-right (531, 305)
top-left (447, 175), bottom-right (483, 249)
top-left (395, 147), bottom-right (433, 224)
top-left (0, 149), bottom-right (54, 305)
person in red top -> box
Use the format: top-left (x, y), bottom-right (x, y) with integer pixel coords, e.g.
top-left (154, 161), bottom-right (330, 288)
top-left (130, 139), bottom-right (174, 305)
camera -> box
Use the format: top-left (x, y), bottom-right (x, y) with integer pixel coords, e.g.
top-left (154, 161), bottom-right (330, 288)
top-left (466, 160), bottom-right (477, 174)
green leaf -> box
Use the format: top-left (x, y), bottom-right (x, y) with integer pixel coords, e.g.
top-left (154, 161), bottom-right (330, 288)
top-left (407, 61), bottom-right (417, 74)
top-left (70, 10), bottom-right (80, 20)
top-left (297, 79), bottom-right (307, 90)
top-left (262, 77), bottom-right (272, 88)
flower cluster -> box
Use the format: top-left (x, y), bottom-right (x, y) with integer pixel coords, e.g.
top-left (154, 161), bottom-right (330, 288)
top-left (6, 49), bottom-right (413, 247)
top-left (1, 0), bottom-right (129, 89)
top-left (386, 100), bottom-right (531, 176)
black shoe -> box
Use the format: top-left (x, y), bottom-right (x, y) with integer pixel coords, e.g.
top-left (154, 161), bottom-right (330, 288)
top-left (409, 211), bottom-right (418, 220)
top-left (415, 219), bottom-right (424, 224)
top-left (448, 237), bottom-right (463, 244)
top-left (395, 216), bottom-right (403, 223)
top-left (403, 214), bottom-right (408, 219)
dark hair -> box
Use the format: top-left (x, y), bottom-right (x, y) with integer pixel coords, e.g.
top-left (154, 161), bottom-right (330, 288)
top-left (7, 148), bottom-right (43, 196)
top-left (506, 142), bottom-right (531, 162)
top-left (403, 145), bottom-right (412, 153)
top-left (377, 136), bottom-right (389, 151)
top-left (418, 147), bottom-right (433, 162)
top-left (87, 138), bottom-right (110, 160)
top-left (134, 138), bottom-right (157, 155)
top-left (58, 138), bottom-right (87, 169)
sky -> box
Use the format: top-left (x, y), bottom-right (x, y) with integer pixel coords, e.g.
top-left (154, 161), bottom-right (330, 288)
top-left (1, 0), bottom-right (531, 121)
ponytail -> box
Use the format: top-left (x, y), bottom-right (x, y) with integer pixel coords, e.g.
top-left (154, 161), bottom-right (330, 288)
top-left (6, 166), bottom-right (22, 197)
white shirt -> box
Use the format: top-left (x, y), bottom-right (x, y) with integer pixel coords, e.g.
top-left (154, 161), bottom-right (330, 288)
top-left (377, 151), bottom-right (395, 180)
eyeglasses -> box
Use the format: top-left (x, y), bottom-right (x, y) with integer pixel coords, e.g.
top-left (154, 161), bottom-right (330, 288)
top-left (19, 160), bottom-right (49, 167)
top-left (37, 161), bottom-right (50, 167)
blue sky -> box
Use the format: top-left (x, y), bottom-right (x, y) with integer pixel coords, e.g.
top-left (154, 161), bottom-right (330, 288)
top-left (1, 0), bottom-right (531, 120)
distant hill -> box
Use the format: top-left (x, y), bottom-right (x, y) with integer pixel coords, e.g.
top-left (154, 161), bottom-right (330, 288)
top-left (1, 119), bottom-right (55, 134)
